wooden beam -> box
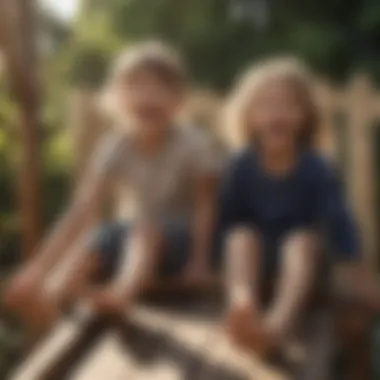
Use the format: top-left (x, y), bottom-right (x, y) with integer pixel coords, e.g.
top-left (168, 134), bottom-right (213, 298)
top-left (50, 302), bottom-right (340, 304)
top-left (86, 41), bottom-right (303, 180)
top-left (0, 0), bottom-right (42, 257)
top-left (12, 302), bottom-right (331, 380)
top-left (346, 74), bottom-right (377, 265)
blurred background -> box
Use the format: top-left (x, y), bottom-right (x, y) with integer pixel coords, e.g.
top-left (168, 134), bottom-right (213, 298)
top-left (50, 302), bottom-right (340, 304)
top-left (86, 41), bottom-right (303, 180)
top-left (1, 0), bottom-right (380, 376)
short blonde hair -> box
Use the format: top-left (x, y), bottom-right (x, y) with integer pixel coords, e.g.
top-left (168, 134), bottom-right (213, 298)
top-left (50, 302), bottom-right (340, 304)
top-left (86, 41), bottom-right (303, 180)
top-left (101, 41), bottom-right (186, 118)
top-left (226, 57), bottom-right (319, 149)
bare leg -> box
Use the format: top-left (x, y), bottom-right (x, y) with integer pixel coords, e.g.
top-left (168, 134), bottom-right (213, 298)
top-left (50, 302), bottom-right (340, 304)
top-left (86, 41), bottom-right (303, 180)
top-left (90, 221), bottom-right (164, 315)
top-left (258, 230), bottom-right (319, 356)
top-left (223, 227), bottom-right (261, 347)
top-left (5, 234), bottom-right (99, 341)
top-left (44, 234), bottom-right (100, 309)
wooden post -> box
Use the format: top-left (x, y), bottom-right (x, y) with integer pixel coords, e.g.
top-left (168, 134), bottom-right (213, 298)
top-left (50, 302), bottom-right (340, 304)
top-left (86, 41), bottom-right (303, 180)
top-left (346, 74), bottom-right (376, 266)
top-left (0, 0), bottom-right (42, 258)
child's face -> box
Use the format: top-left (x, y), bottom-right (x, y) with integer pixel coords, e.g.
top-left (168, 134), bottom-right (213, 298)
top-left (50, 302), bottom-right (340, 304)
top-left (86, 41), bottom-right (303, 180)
top-left (246, 79), bottom-right (306, 152)
top-left (116, 68), bottom-right (181, 131)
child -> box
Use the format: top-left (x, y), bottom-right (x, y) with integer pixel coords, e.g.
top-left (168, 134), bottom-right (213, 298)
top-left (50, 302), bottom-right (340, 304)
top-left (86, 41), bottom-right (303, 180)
top-left (4, 42), bottom-right (220, 331)
top-left (220, 57), bottom-right (380, 357)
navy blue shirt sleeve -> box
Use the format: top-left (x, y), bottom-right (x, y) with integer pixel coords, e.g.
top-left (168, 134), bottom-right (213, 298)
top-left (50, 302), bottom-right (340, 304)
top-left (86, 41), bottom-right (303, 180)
top-left (218, 155), bottom-right (249, 232)
top-left (317, 161), bottom-right (361, 261)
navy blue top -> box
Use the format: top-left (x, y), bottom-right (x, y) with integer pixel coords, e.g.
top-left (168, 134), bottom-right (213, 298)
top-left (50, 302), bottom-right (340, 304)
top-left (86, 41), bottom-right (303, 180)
top-left (219, 149), bottom-right (360, 261)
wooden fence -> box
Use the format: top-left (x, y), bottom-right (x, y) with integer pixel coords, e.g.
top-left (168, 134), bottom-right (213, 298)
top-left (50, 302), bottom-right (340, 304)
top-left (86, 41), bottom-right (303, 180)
top-left (69, 74), bottom-right (380, 269)
top-left (314, 75), bottom-right (380, 268)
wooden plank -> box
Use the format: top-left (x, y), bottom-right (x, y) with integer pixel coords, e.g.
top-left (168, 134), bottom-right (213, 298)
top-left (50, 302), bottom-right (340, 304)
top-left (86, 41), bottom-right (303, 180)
top-left (72, 333), bottom-right (184, 380)
top-left (136, 363), bottom-right (182, 380)
top-left (10, 317), bottom-right (87, 380)
top-left (346, 75), bottom-right (377, 263)
top-left (9, 307), bottom-right (106, 380)
top-left (198, 334), bottom-right (288, 380)
top-left (10, 302), bottom-right (333, 380)
top-left (131, 305), bottom-right (288, 380)
top-left (9, 303), bottom-right (216, 380)
top-left (71, 333), bottom-right (138, 380)
top-left (65, 304), bottom-right (216, 380)
top-left (296, 311), bottom-right (334, 380)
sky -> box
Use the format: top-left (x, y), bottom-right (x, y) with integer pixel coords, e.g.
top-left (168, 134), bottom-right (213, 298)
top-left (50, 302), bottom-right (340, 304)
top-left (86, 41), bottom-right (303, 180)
top-left (40, 0), bottom-right (79, 20)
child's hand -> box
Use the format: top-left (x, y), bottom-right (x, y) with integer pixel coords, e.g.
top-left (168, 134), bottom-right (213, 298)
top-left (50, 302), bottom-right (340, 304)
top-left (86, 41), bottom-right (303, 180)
top-left (88, 287), bottom-right (130, 316)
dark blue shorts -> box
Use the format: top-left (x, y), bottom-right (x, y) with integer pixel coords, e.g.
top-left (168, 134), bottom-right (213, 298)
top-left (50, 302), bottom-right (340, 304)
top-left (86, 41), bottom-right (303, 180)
top-left (91, 221), bottom-right (222, 280)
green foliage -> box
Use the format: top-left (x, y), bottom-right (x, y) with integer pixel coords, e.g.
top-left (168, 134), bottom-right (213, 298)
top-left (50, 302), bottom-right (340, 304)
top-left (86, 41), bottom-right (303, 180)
top-left (65, 42), bottom-right (114, 88)
top-left (0, 79), bottom-right (71, 268)
top-left (61, 4), bottom-right (123, 88)
top-left (58, 0), bottom-right (380, 90)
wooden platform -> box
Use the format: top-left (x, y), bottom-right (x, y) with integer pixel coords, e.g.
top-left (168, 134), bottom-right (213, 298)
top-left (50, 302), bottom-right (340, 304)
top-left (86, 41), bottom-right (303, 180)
top-left (9, 298), bottom-right (334, 380)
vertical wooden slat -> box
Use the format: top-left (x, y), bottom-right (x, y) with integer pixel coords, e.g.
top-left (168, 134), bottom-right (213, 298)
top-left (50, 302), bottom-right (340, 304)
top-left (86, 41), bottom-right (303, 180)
top-left (0, 0), bottom-right (42, 258)
top-left (314, 80), bottom-right (338, 161)
top-left (346, 75), bottom-right (376, 265)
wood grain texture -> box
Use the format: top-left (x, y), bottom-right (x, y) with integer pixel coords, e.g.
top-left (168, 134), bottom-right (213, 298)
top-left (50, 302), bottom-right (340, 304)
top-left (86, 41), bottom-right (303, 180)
top-left (10, 301), bottom-right (333, 380)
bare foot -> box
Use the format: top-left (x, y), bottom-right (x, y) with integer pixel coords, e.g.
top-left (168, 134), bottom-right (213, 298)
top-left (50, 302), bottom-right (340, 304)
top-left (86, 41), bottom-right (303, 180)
top-left (88, 287), bottom-right (132, 317)
top-left (252, 315), bottom-right (288, 358)
top-left (224, 305), bottom-right (260, 349)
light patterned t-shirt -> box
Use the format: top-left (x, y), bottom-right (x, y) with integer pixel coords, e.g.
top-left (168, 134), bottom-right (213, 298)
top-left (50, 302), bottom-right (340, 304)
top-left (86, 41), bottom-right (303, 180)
top-left (93, 126), bottom-right (221, 222)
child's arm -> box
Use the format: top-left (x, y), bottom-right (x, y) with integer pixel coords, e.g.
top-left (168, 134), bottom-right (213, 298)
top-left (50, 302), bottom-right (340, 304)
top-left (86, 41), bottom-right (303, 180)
top-left (11, 135), bottom-right (119, 283)
top-left (220, 156), bottom-right (258, 313)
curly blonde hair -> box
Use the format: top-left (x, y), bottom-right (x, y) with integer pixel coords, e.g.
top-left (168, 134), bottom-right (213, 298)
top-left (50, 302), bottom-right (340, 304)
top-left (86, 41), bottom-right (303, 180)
top-left (226, 57), bottom-right (319, 149)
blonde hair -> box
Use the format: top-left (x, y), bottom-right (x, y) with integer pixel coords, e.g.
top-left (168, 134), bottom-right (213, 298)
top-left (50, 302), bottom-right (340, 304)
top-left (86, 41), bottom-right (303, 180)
top-left (100, 41), bottom-right (186, 120)
top-left (226, 56), bottom-right (319, 149)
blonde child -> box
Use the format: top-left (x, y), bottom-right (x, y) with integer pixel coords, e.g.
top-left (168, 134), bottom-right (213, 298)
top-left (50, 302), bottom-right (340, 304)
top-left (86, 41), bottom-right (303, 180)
top-left (220, 57), bottom-right (380, 358)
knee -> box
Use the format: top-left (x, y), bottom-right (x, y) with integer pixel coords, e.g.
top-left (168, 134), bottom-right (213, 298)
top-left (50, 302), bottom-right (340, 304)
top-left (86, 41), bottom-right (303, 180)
top-left (225, 226), bottom-right (260, 254)
top-left (282, 231), bottom-right (319, 268)
top-left (131, 220), bottom-right (166, 251)
top-left (282, 230), bottom-right (317, 253)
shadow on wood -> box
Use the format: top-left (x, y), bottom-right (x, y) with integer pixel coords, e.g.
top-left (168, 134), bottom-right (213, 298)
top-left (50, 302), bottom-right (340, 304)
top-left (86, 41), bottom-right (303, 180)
top-left (9, 299), bottom-right (335, 380)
